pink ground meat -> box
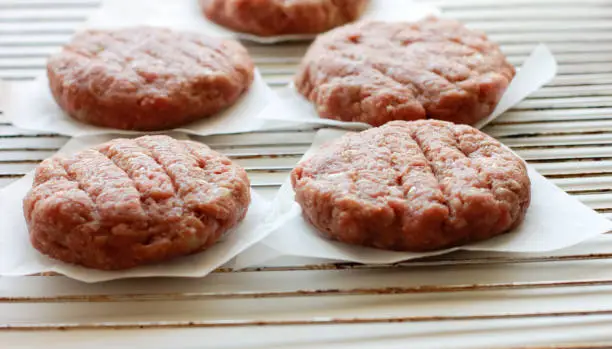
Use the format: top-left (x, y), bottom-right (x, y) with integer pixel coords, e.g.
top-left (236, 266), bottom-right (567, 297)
top-left (24, 135), bottom-right (251, 270)
top-left (292, 120), bottom-right (530, 252)
top-left (295, 17), bottom-right (515, 126)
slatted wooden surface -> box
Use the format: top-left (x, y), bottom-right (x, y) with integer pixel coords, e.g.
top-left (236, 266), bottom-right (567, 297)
top-left (2, 0), bottom-right (612, 348)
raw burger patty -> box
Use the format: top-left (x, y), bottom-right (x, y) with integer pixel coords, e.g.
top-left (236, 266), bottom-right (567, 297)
top-left (295, 17), bottom-right (515, 126)
top-left (23, 135), bottom-right (251, 270)
top-left (47, 26), bottom-right (254, 131)
top-left (200, 0), bottom-right (369, 37)
top-left (291, 120), bottom-right (531, 252)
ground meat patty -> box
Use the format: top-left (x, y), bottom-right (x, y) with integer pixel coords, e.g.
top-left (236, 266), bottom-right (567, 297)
top-left (47, 27), bottom-right (254, 131)
top-left (291, 120), bottom-right (531, 252)
top-left (23, 135), bottom-right (251, 270)
top-left (295, 17), bottom-right (515, 126)
top-left (200, 0), bottom-right (369, 37)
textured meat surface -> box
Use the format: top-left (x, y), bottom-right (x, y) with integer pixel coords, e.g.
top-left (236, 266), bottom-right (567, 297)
top-left (291, 120), bottom-right (531, 252)
top-left (47, 27), bottom-right (255, 131)
top-left (295, 17), bottom-right (515, 126)
top-left (23, 136), bottom-right (251, 270)
top-left (200, 0), bottom-right (369, 36)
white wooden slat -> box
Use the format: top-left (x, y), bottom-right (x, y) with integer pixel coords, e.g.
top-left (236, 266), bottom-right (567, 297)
top-left (448, 8), bottom-right (612, 21)
top-left (0, 46), bottom-right (57, 57)
top-left (247, 171), bottom-right (287, 187)
top-left (0, 69), bottom-right (43, 79)
top-left (234, 156), bottom-right (300, 170)
top-left (497, 108), bottom-right (612, 123)
top-left (530, 52), bottom-right (612, 64)
top-left (531, 160), bottom-right (612, 176)
top-left (2, 320), bottom-right (612, 349)
top-left (551, 176), bottom-right (612, 193)
top-left (423, 0), bottom-right (610, 7)
top-left (208, 145), bottom-right (308, 158)
top-left (199, 131), bottom-right (315, 148)
top-left (0, 58), bottom-right (44, 69)
top-left (0, 162), bottom-right (36, 175)
top-left (501, 43), bottom-right (612, 55)
top-left (5, 238), bottom-right (612, 291)
top-left (0, 137), bottom-right (68, 150)
top-left (0, 22), bottom-right (78, 34)
top-left (249, 57), bottom-right (303, 65)
top-left (0, 77), bottom-right (35, 81)
top-left (491, 32), bottom-right (612, 43)
top-left (4, 266), bottom-right (612, 325)
top-left (0, 150), bottom-right (54, 162)
top-left (4, 251), bottom-right (612, 300)
top-left (486, 120), bottom-right (612, 137)
top-left (0, 0), bottom-right (99, 5)
top-left (516, 147), bottom-right (612, 161)
top-left (500, 133), bottom-right (612, 147)
top-left (4, 285), bottom-right (612, 328)
top-left (6, 32), bottom-right (612, 48)
top-left (248, 77), bottom-right (280, 87)
top-left (575, 193), bottom-right (612, 209)
top-left (2, 119), bottom-right (612, 143)
top-left (529, 85), bottom-right (612, 99)
top-left (0, 9), bottom-right (92, 21)
top-left (244, 44), bottom-right (307, 57)
top-left (38, 127), bottom-right (612, 156)
top-left (558, 63), bottom-right (612, 75)
top-left (468, 20), bottom-right (612, 33)
top-left (0, 35), bottom-right (71, 46)
top-left (549, 73), bottom-right (612, 86)
top-left (515, 96), bottom-right (612, 110)
top-left (0, 125), bottom-right (53, 136)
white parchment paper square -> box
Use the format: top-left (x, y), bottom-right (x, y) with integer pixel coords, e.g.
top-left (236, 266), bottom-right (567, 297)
top-left (0, 133), bottom-right (272, 283)
top-left (258, 44), bottom-right (557, 131)
top-left (235, 129), bottom-right (612, 268)
top-left (90, 0), bottom-right (441, 44)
